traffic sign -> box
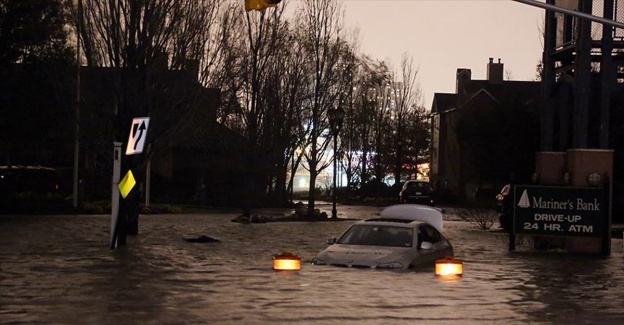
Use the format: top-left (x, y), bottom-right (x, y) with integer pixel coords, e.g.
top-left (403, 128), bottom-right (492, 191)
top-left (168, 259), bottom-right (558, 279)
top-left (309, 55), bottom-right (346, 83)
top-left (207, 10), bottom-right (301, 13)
top-left (118, 170), bottom-right (136, 199)
top-left (126, 117), bottom-right (150, 155)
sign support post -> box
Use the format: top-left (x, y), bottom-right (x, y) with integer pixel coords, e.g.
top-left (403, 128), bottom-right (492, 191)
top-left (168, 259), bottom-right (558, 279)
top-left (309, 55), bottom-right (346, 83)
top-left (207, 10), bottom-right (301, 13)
top-left (110, 142), bottom-right (123, 249)
top-left (110, 117), bottom-right (149, 249)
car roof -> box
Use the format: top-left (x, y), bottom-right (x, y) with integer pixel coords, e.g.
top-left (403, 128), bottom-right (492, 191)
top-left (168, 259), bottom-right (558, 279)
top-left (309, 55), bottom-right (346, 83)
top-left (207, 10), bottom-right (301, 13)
top-left (405, 180), bottom-right (429, 185)
top-left (0, 165), bottom-right (57, 171)
top-left (357, 218), bottom-right (425, 226)
top-left (380, 204), bottom-right (444, 232)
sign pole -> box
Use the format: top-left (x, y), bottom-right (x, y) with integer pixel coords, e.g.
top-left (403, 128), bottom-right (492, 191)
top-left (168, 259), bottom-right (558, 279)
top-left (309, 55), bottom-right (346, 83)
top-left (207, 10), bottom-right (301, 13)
top-left (509, 185), bottom-right (516, 251)
top-left (509, 231), bottom-right (516, 251)
top-left (602, 179), bottom-right (611, 256)
top-left (110, 142), bottom-right (122, 249)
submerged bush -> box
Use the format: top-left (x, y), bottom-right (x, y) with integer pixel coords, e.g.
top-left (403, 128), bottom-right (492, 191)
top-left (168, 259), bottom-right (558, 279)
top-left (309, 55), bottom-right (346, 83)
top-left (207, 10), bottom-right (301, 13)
top-left (0, 192), bottom-right (72, 215)
top-left (456, 208), bottom-right (499, 230)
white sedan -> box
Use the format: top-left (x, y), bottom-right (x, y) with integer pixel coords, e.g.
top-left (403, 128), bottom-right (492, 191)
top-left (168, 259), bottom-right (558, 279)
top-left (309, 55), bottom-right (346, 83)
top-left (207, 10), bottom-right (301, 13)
top-left (312, 204), bottom-right (454, 269)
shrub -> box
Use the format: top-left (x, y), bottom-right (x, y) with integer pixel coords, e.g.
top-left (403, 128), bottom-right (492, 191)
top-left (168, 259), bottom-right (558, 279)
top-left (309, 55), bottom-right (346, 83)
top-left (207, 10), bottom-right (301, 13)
top-left (456, 207), bottom-right (498, 230)
top-left (169, 206), bottom-right (182, 213)
top-left (0, 192), bottom-right (72, 215)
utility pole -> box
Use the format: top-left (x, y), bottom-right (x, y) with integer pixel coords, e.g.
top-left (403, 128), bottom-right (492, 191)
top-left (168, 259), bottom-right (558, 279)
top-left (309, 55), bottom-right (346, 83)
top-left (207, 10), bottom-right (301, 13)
top-left (512, 0), bottom-right (624, 29)
top-left (73, 0), bottom-right (83, 209)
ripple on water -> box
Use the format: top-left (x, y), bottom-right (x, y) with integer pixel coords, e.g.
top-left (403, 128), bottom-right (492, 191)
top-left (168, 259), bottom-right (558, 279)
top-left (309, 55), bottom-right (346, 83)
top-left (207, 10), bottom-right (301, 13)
top-left (0, 214), bottom-right (623, 324)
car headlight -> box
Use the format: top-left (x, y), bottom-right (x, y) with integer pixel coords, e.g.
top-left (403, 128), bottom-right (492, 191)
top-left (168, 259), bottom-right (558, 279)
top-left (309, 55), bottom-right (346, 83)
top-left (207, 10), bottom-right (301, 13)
top-left (375, 262), bottom-right (403, 269)
top-left (312, 258), bottom-right (326, 265)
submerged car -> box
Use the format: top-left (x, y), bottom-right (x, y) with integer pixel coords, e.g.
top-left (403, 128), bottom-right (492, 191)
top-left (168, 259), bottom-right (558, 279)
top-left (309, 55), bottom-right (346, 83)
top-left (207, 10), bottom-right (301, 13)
top-left (312, 204), bottom-right (454, 269)
top-left (399, 180), bottom-right (435, 206)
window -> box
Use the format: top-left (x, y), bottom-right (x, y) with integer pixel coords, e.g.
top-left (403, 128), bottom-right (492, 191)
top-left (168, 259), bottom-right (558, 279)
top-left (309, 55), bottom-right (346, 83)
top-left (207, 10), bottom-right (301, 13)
top-left (418, 224), bottom-right (442, 244)
top-left (338, 225), bottom-right (413, 247)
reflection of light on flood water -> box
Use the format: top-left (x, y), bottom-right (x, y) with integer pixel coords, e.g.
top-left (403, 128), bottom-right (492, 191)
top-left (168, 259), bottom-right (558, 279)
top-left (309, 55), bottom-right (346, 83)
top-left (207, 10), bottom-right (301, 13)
top-left (0, 214), bottom-right (623, 324)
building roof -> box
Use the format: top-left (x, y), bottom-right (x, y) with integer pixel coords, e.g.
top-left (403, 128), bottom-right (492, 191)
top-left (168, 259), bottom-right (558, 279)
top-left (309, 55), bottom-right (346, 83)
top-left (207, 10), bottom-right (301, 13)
top-left (431, 58), bottom-right (540, 114)
top-left (431, 80), bottom-right (540, 113)
top-left (431, 93), bottom-right (457, 114)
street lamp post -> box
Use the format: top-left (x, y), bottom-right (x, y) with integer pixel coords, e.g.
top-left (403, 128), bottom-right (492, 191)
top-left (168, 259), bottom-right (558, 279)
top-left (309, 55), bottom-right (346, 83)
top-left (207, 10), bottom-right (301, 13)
top-left (328, 107), bottom-right (345, 219)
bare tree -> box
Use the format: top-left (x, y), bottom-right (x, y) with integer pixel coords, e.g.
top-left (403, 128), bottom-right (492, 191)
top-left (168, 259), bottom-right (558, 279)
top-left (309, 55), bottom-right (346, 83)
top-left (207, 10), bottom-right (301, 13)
top-left (78, 0), bottom-right (223, 154)
top-left (266, 23), bottom-right (309, 206)
top-left (333, 39), bottom-right (361, 194)
top-left (295, 0), bottom-right (345, 216)
top-left (213, 3), bottom-right (287, 214)
top-left (76, 0), bottom-right (225, 234)
top-left (391, 54), bottom-right (423, 186)
top-left (355, 57), bottom-right (391, 189)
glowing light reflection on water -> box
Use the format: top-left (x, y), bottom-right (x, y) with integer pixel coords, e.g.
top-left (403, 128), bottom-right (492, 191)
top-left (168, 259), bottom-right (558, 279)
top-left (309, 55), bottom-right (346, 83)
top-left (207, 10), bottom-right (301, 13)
top-left (1, 213), bottom-right (623, 324)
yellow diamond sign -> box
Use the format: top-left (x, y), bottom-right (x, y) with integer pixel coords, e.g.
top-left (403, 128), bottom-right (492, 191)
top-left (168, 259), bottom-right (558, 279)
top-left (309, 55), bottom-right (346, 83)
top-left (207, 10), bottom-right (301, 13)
top-left (119, 170), bottom-right (136, 199)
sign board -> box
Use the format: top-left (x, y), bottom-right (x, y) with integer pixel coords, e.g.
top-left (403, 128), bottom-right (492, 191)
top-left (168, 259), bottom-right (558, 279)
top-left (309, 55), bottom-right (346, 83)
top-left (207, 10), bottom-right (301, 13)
top-left (118, 170), bottom-right (136, 199)
top-left (126, 117), bottom-right (150, 155)
top-left (513, 185), bottom-right (605, 238)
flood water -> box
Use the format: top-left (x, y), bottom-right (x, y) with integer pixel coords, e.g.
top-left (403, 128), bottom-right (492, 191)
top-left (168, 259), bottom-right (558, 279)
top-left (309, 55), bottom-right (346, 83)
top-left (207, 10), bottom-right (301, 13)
top-left (1, 205), bottom-right (623, 325)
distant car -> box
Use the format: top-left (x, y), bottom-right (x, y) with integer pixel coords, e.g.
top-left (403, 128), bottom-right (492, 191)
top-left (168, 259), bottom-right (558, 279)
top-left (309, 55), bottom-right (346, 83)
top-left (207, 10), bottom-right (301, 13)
top-left (0, 166), bottom-right (62, 194)
top-left (399, 180), bottom-right (435, 206)
top-left (312, 204), bottom-right (454, 269)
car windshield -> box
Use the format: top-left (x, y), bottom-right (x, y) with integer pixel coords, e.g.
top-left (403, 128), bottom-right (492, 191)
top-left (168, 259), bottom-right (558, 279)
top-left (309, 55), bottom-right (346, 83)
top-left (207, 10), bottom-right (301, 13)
top-left (337, 225), bottom-right (413, 247)
top-left (406, 182), bottom-right (430, 190)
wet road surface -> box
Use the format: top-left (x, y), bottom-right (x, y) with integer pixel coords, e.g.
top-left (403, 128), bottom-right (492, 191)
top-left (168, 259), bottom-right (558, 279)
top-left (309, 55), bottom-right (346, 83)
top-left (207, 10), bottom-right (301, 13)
top-left (1, 205), bottom-right (623, 324)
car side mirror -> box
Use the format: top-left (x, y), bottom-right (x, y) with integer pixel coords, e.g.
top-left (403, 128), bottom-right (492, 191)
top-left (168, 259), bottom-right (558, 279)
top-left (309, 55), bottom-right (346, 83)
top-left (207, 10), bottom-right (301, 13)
top-left (326, 238), bottom-right (336, 245)
top-left (420, 241), bottom-right (433, 250)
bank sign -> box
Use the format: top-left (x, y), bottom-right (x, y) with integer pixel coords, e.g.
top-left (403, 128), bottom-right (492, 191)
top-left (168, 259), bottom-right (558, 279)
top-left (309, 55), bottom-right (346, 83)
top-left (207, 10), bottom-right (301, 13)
top-left (513, 185), bottom-right (605, 238)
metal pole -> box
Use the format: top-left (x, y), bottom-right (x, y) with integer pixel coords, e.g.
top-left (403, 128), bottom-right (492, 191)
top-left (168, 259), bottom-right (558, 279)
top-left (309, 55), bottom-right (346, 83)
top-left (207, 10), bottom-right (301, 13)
top-left (512, 0), bottom-right (624, 29)
top-left (332, 135), bottom-right (338, 219)
top-left (110, 142), bottom-right (122, 249)
top-left (73, 0), bottom-right (82, 209)
top-left (145, 159), bottom-right (151, 207)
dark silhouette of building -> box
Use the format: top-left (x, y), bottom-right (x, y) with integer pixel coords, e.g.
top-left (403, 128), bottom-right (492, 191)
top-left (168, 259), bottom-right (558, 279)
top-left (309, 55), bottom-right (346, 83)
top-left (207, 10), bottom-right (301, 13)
top-left (0, 61), bottom-right (245, 206)
top-left (430, 58), bottom-right (541, 201)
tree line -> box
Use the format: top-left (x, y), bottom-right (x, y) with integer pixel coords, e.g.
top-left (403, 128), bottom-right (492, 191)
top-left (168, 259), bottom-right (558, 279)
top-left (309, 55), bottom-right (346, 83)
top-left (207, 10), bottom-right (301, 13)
top-left (0, 0), bottom-right (431, 213)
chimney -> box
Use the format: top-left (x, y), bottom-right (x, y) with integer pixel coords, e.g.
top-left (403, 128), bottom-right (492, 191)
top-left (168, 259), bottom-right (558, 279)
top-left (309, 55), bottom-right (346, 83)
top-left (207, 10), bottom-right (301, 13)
top-left (487, 57), bottom-right (503, 84)
top-left (456, 68), bottom-right (471, 94)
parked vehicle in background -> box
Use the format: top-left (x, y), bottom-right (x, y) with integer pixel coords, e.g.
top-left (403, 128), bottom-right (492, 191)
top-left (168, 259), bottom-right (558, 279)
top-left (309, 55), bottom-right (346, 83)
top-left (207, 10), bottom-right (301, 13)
top-left (399, 180), bottom-right (435, 206)
top-left (0, 166), bottom-right (62, 194)
top-left (0, 166), bottom-right (70, 215)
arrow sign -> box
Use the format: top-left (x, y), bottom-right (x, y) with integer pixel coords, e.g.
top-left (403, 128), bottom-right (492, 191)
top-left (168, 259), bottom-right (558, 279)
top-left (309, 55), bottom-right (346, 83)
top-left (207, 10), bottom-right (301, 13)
top-left (126, 117), bottom-right (150, 155)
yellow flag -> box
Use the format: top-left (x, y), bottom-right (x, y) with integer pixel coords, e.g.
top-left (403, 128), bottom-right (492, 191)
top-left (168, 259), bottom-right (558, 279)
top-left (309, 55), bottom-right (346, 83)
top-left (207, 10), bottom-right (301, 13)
top-left (245, 0), bottom-right (279, 12)
top-left (119, 170), bottom-right (136, 199)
